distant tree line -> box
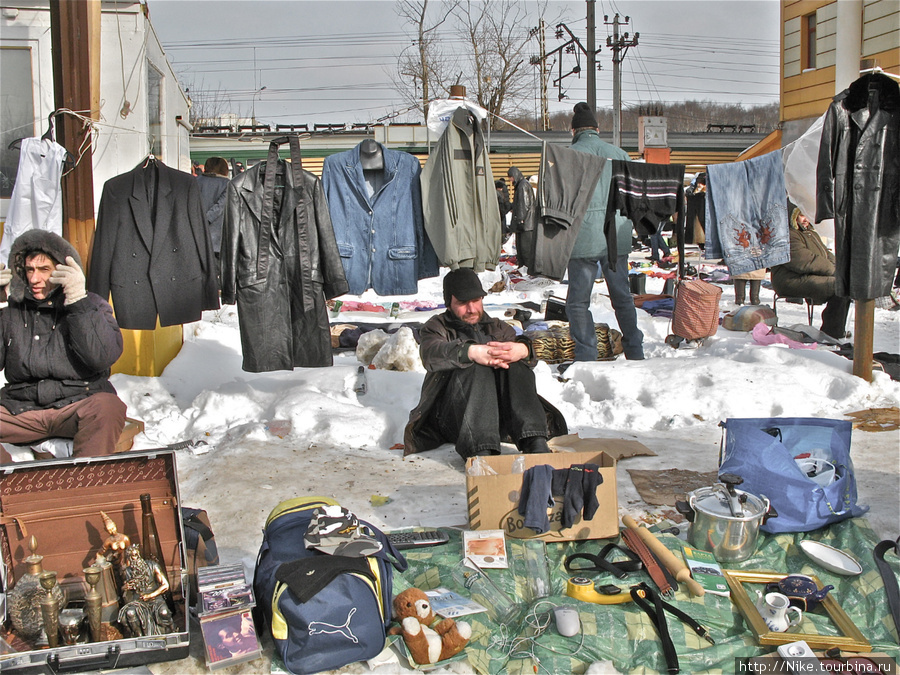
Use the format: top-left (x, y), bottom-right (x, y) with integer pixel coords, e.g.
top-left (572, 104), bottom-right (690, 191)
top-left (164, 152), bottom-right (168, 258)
top-left (502, 101), bottom-right (780, 134)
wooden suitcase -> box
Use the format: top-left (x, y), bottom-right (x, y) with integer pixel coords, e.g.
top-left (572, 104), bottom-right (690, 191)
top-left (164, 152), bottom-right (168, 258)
top-left (0, 450), bottom-right (190, 673)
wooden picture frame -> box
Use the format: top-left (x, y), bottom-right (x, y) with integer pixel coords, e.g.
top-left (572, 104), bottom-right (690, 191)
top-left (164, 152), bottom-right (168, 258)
top-left (723, 570), bottom-right (871, 652)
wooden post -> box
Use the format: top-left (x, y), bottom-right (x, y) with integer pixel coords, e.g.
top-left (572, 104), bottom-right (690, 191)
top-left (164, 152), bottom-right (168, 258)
top-left (49, 0), bottom-right (101, 271)
top-left (852, 300), bottom-right (875, 382)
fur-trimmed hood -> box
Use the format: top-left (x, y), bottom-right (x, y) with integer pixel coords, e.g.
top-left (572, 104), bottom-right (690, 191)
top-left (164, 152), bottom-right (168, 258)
top-left (6, 230), bottom-right (81, 304)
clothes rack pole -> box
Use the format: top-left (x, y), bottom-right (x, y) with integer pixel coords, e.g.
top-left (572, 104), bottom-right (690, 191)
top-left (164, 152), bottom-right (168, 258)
top-left (853, 301), bottom-right (875, 381)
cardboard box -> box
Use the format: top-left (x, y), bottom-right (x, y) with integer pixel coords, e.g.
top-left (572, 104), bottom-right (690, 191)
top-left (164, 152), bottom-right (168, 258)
top-left (465, 450), bottom-right (619, 541)
top-left (115, 417), bottom-right (145, 453)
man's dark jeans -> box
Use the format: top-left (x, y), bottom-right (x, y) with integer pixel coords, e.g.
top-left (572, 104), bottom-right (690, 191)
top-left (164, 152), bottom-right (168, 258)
top-left (432, 361), bottom-right (548, 458)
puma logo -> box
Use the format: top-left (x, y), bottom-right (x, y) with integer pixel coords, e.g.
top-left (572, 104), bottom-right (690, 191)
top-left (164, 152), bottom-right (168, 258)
top-left (308, 608), bottom-right (358, 643)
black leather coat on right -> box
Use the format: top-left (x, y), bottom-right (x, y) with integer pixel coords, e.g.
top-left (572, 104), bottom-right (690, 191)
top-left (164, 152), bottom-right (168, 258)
top-left (816, 73), bottom-right (900, 300)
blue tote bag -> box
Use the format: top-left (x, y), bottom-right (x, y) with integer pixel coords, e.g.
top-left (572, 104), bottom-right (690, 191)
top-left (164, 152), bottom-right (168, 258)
top-left (718, 417), bottom-right (868, 533)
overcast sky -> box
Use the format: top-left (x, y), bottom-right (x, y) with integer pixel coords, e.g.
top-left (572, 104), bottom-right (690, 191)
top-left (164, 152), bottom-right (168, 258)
top-left (147, 0), bottom-right (781, 127)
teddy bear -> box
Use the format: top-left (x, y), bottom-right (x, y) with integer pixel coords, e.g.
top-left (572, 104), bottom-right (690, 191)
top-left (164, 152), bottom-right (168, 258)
top-left (388, 588), bottom-right (471, 664)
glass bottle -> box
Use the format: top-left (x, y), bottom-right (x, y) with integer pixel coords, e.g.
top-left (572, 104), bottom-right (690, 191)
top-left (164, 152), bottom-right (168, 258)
top-left (140, 493), bottom-right (165, 570)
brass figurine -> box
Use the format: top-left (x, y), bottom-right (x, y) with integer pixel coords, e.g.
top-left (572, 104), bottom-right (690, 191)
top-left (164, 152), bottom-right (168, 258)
top-left (118, 545), bottom-right (174, 637)
top-left (97, 511), bottom-right (131, 570)
top-left (39, 571), bottom-right (61, 649)
top-left (83, 566), bottom-right (104, 642)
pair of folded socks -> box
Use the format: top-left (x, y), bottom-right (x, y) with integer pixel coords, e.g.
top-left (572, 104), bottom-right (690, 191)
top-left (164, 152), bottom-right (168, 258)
top-left (517, 463), bottom-right (603, 534)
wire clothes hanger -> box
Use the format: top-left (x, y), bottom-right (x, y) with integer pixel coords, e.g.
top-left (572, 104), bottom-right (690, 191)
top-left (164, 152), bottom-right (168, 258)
top-left (7, 110), bottom-right (77, 170)
top-left (859, 65), bottom-right (900, 81)
top-left (8, 111), bottom-right (59, 151)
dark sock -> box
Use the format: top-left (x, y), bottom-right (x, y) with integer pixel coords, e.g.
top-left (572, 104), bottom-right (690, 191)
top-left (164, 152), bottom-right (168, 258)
top-left (517, 465), bottom-right (554, 534)
top-left (551, 467), bottom-right (569, 496)
top-left (581, 463), bottom-right (603, 520)
top-left (562, 465), bottom-right (586, 529)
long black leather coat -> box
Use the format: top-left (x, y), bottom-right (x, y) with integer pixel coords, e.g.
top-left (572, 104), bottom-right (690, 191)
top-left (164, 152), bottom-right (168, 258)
top-left (508, 167), bottom-right (538, 269)
top-left (221, 155), bottom-right (349, 372)
top-left (816, 73), bottom-right (900, 300)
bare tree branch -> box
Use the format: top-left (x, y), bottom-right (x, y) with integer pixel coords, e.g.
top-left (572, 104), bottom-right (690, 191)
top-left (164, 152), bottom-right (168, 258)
top-left (454, 0), bottom-right (553, 129)
top-left (392, 0), bottom-right (461, 120)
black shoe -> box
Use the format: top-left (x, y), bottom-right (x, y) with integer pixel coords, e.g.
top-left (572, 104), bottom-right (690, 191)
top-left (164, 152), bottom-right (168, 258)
top-left (517, 436), bottom-right (550, 454)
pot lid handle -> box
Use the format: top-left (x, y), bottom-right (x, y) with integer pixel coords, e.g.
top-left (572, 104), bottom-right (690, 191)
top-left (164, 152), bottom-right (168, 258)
top-left (717, 473), bottom-right (746, 517)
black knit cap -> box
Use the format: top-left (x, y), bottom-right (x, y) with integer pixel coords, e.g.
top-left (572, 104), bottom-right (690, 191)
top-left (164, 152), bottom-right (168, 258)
top-left (443, 268), bottom-right (486, 307)
top-left (571, 102), bottom-right (598, 129)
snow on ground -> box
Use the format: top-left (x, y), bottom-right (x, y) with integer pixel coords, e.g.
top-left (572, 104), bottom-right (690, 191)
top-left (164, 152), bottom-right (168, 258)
top-left (4, 246), bottom-right (894, 673)
top-left (98, 253), bottom-right (900, 582)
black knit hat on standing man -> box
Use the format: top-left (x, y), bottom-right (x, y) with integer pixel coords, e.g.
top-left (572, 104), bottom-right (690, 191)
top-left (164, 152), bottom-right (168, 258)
top-left (571, 102), bottom-right (598, 129)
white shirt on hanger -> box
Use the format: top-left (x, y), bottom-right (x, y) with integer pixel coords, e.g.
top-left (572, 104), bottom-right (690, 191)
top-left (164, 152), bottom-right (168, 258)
top-left (1, 137), bottom-right (68, 263)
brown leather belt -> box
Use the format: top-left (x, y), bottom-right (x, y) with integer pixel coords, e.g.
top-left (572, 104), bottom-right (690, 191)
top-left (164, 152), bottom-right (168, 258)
top-left (621, 528), bottom-right (675, 599)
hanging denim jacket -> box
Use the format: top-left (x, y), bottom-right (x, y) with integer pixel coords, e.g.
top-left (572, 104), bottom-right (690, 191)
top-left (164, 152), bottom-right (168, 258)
top-left (322, 143), bottom-right (439, 296)
top-left (705, 151), bottom-right (790, 275)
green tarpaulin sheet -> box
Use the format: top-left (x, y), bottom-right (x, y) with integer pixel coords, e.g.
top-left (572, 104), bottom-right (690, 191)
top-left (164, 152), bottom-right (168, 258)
top-left (391, 518), bottom-right (899, 674)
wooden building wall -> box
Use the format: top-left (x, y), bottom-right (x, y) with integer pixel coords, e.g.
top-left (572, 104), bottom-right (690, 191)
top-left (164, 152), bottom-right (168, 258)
top-left (782, 0), bottom-right (900, 123)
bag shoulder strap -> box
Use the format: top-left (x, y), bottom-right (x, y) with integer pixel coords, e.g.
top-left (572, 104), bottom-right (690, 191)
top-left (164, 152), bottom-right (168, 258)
top-left (183, 509), bottom-right (215, 543)
top-left (874, 537), bottom-right (900, 640)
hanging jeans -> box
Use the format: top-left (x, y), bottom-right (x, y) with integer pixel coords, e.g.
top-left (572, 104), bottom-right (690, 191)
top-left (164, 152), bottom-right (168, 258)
top-left (605, 162), bottom-right (685, 271)
top-left (431, 362), bottom-right (548, 459)
top-left (705, 151), bottom-right (790, 275)
top-left (567, 255), bottom-right (644, 361)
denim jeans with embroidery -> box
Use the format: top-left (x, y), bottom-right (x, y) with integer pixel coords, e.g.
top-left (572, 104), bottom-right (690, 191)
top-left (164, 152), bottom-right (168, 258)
top-left (705, 151), bottom-right (790, 275)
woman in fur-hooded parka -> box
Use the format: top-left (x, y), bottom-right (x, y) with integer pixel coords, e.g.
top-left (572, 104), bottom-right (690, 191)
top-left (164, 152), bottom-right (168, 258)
top-left (1, 230), bottom-right (123, 414)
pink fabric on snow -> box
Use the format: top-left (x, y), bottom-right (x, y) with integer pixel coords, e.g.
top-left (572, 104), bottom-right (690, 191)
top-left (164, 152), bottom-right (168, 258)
top-left (751, 322), bottom-right (817, 349)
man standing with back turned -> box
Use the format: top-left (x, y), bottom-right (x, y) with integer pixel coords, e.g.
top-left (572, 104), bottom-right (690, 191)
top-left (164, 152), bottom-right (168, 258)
top-left (567, 102), bottom-right (644, 361)
top-left (404, 268), bottom-right (565, 459)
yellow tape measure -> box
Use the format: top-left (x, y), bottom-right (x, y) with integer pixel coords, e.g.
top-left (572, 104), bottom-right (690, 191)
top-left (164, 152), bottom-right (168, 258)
top-left (566, 577), bottom-right (633, 604)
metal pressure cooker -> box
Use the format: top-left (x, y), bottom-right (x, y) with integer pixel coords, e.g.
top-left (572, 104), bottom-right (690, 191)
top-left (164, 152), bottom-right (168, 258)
top-left (676, 473), bottom-right (777, 562)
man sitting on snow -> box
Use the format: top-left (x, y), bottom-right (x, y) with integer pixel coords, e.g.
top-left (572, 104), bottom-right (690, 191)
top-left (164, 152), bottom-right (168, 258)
top-left (404, 268), bottom-right (565, 459)
top-left (0, 231), bottom-right (126, 463)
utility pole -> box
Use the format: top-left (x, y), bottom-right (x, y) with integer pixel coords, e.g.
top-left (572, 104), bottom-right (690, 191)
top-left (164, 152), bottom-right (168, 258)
top-left (538, 20), bottom-right (550, 130)
top-left (529, 20), bottom-right (553, 131)
top-left (532, 9), bottom-right (601, 126)
top-left (605, 13), bottom-right (639, 147)
top-left (586, 0), bottom-right (596, 113)
top-left (49, 0), bottom-right (100, 269)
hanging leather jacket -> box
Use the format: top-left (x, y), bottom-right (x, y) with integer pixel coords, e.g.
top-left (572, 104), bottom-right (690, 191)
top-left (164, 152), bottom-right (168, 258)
top-left (816, 73), bottom-right (900, 300)
top-left (221, 138), bottom-right (348, 372)
top-left (508, 166), bottom-right (538, 269)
